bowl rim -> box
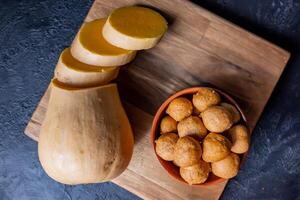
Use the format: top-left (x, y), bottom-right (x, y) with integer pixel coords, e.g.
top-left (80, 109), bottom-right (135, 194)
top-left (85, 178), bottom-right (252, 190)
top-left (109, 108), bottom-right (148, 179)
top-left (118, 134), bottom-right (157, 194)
top-left (150, 86), bottom-right (248, 187)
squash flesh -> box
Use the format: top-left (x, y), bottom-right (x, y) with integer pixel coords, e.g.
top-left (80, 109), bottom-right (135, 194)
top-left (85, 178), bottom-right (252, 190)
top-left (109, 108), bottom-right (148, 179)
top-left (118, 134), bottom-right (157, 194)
top-left (61, 48), bottom-right (116, 72)
top-left (108, 6), bottom-right (167, 38)
top-left (70, 18), bottom-right (137, 66)
top-left (79, 19), bottom-right (131, 55)
top-left (54, 48), bottom-right (120, 87)
top-left (102, 6), bottom-right (168, 50)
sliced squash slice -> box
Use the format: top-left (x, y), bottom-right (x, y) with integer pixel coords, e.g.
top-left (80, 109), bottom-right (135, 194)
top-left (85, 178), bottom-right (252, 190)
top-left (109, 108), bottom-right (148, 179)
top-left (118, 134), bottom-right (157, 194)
top-left (103, 6), bottom-right (168, 50)
top-left (54, 48), bottom-right (119, 87)
top-left (71, 18), bottom-right (136, 66)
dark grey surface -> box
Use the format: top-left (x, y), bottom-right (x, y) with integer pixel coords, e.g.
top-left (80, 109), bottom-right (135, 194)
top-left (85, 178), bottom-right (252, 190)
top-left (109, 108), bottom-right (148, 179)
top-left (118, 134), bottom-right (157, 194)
top-left (0, 0), bottom-right (299, 200)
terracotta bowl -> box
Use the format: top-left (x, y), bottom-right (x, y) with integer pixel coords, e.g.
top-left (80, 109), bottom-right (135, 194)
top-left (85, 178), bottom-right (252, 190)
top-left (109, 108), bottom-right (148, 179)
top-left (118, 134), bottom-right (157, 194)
top-left (150, 87), bottom-right (248, 186)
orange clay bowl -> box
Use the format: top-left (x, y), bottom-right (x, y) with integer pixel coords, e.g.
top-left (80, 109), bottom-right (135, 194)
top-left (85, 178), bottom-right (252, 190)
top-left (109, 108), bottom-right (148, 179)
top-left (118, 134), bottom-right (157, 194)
top-left (150, 86), bottom-right (248, 187)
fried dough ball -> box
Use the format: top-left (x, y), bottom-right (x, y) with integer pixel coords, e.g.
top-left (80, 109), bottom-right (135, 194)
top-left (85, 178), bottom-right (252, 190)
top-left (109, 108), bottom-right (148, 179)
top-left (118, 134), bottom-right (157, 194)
top-left (160, 116), bottom-right (177, 134)
top-left (228, 125), bottom-right (249, 154)
top-left (180, 160), bottom-right (211, 185)
top-left (174, 136), bottom-right (202, 167)
top-left (192, 88), bottom-right (221, 112)
top-left (166, 97), bottom-right (193, 121)
top-left (221, 102), bottom-right (241, 124)
top-left (201, 106), bottom-right (233, 133)
top-left (211, 153), bottom-right (240, 179)
top-left (177, 116), bottom-right (207, 139)
top-left (202, 133), bottom-right (231, 162)
top-left (155, 133), bottom-right (179, 161)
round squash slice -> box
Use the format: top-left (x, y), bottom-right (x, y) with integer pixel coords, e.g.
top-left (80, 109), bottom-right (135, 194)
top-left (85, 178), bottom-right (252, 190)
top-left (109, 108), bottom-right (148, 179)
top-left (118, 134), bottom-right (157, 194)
top-left (71, 18), bottom-right (136, 66)
top-left (103, 6), bottom-right (168, 50)
top-left (38, 80), bottom-right (134, 185)
top-left (54, 48), bottom-right (119, 87)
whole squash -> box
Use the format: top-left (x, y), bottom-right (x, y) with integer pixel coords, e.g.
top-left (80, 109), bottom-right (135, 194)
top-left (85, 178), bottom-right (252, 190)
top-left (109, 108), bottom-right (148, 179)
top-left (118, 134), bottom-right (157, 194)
top-left (38, 80), bottom-right (134, 185)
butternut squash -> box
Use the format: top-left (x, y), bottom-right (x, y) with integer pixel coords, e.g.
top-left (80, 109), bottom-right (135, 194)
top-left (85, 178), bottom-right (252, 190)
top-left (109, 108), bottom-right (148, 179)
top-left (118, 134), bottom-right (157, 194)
top-left (54, 48), bottom-right (120, 87)
top-left (38, 80), bottom-right (134, 185)
top-left (103, 6), bottom-right (168, 50)
top-left (71, 18), bottom-right (136, 66)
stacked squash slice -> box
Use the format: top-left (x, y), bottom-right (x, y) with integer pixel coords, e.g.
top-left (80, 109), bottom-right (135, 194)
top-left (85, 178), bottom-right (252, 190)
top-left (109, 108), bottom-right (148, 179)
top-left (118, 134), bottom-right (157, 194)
top-left (38, 6), bottom-right (167, 185)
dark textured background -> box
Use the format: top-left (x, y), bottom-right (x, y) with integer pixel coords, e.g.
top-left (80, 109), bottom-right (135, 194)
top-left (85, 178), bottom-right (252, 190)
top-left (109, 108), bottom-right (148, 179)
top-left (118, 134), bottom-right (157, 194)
top-left (0, 0), bottom-right (299, 199)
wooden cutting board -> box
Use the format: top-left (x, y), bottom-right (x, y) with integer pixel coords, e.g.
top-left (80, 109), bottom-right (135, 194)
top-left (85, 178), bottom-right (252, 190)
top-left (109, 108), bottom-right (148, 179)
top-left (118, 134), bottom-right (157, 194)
top-left (24, 0), bottom-right (290, 199)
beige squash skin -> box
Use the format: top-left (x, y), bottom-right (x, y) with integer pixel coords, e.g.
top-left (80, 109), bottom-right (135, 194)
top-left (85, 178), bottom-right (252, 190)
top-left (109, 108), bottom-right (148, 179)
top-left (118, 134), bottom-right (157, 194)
top-left (38, 81), bottom-right (134, 185)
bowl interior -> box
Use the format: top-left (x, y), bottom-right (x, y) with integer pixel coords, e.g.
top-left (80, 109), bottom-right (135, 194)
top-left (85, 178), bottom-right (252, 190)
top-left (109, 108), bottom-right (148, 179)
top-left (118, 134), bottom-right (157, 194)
top-left (150, 87), bottom-right (247, 186)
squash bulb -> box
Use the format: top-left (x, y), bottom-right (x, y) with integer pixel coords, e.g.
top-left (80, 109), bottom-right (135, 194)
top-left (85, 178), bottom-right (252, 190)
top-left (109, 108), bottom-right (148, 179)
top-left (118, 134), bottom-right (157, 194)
top-left (38, 80), bottom-right (134, 185)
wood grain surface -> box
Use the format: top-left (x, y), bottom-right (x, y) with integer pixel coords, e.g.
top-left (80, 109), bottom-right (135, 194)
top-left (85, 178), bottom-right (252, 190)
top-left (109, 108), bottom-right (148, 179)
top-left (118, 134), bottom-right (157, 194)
top-left (24, 0), bottom-right (290, 199)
